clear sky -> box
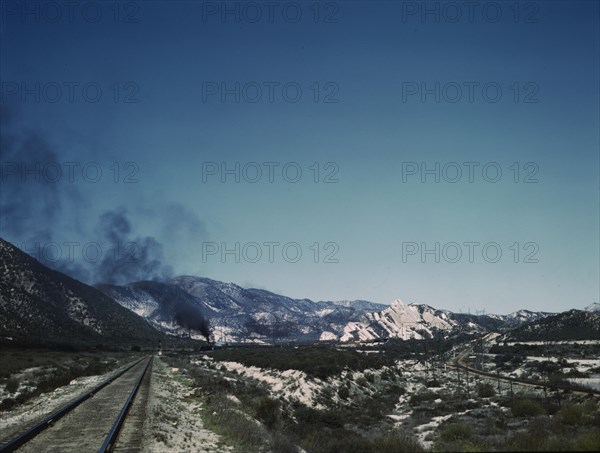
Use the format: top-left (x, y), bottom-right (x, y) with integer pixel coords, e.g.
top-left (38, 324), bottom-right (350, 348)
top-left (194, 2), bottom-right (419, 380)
top-left (1, 0), bottom-right (598, 314)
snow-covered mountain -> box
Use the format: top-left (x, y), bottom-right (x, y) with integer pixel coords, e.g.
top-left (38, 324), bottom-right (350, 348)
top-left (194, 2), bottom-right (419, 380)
top-left (338, 300), bottom-right (556, 343)
top-left (584, 302), bottom-right (600, 313)
top-left (1, 238), bottom-right (571, 346)
top-left (97, 274), bottom-right (561, 344)
top-left (96, 280), bottom-right (213, 340)
top-left (97, 275), bottom-right (387, 343)
top-left (340, 299), bottom-right (456, 342)
top-left (489, 309), bottom-right (556, 327)
top-left (500, 309), bottom-right (600, 342)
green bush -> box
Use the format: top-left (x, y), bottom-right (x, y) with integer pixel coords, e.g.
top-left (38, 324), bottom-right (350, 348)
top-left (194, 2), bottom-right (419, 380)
top-left (371, 431), bottom-right (425, 452)
top-left (337, 385), bottom-right (350, 400)
top-left (543, 435), bottom-right (574, 451)
top-left (252, 396), bottom-right (280, 428)
top-left (477, 383), bottom-right (495, 398)
top-left (576, 429), bottom-right (600, 451)
top-left (440, 422), bottom-right (474, 442)
top-left (204, 397), bottom-right (267, 450)
top-left (270, 432), bottom-right (299, 453)
top-left (409, 390), bottom-right (438, 406)
top-left (209, 346), bottom-right (393, 380)
top-left (387, 384), bottom-right (405, 396)
top-left (356, 376), bottom-right (368, 387)
top-left (512, 398), bottom-right (545, 417)
top-left (294, 406), bottom-right (344, 429)
top-left (557, 404), bottom-right (585, 425)
top-left (301, 429), bottom-right (372, 453)
top-left (5, 376), bottom-right (19, 393)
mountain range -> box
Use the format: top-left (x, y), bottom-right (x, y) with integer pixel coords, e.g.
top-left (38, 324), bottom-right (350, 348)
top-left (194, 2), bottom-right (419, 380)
top-left (500, 309), bottom-right (600, 342)
top-left (98, 276), bottom-right (387, 343)
top-left (1, 237), bottom-right (597, 346)
top-left (97, 276), bottom-right (567, 344)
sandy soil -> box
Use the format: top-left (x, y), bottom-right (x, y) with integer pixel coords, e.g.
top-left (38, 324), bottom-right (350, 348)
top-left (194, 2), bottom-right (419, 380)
top-left (140, 357), bottom-right (234, 453)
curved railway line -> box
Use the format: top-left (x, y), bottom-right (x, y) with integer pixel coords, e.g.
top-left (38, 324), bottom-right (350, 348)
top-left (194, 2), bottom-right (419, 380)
top-left (449, 347), bottom-right (600, 397)
top-left (0, 356), bottom-right (153, 453)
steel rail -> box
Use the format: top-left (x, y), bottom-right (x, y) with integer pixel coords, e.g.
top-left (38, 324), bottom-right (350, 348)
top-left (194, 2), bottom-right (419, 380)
top-left (97, 356), bottom-right (152, 453)
top-left (0, 356), bottom-right (148, 453)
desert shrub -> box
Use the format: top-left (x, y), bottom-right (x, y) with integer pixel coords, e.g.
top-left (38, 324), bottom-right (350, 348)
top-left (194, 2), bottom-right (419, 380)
top-left (337, 385), bottom-right (350, 400)
top-left (387, 384), bottom-right (405, 396)
top-left (557, 404), bottom-right (585, 425)
top-left (512, 398), bottom-right (545, 417)
top-left (409, 390), bottom-right (438, 406)
top-left (543, 435), bottom-right (574, 451)
top-left (511, 355), bottom-right (525, 365)
top-left (208, 346), bottom-right (393, 380)
top-left (532, 360), bottom-right (561, 374)
top-left (371, 431), bottom-right (425, 452)
top-left (252, 396), bottom-right (280, 428)
top-left (502, 416), bottom-right (552, 450)
top-left (294, 406), bottom-right (344, 430)
top-left (320, 386), bottom-right (334, 400)
top-left (0, 357), bottom-right (117, 410)
top-left (477, 382), bottom-right (495, 398)
top-left (440, 422), bottom-right (474, 442)
top-left (494, 354), bottom-right (511, 365)
top-left (204, 398), bottom-right (267, 450)
top-left (380, 368), bottom-right (398, 381)
top-left (0, 397), bottom-right (18, 411)
top-left (576, 429), bottom-right (600, 451)
top-left (356, 376), bottom-right (368, 387)
top-left (270, 432), bottom-right (299, 453)
top-left (5, 376), bottom-right (19, 393)
top-left (301, 429), bottom-right (372, 453)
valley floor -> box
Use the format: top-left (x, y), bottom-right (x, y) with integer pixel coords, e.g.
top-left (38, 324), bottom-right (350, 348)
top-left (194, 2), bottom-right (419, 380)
top-left (1, 344), bottom-right (599, 452)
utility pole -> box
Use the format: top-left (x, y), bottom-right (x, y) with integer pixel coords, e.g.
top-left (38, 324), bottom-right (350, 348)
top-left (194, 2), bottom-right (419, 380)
top-left (510, 380), bottom-right (514, 403)
top-left (423, 342), bottom-right (430, 378)
top-left (543, 373), bottom-right (549, 410)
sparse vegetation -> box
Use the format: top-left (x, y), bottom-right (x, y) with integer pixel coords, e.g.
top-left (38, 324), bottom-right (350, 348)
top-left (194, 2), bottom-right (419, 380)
top-left (2, 340), bottom-right (597, 453)
top-left (440, 422), bottom-right (474, 442)
top-left (0, 351), bottom-right (130, 411)
top-left (209, 346), bottom-right (393, 380)
top-left (512, 398), bottom-right (546, 417)
top-left (477, 382), bottom-right (495, 398)
top-left (5, 376), bottom-right (19, 393)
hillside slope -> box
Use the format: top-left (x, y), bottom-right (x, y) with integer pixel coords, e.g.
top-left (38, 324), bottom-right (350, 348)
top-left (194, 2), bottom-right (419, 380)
top-left (0, 238), bottom-right (165, 348)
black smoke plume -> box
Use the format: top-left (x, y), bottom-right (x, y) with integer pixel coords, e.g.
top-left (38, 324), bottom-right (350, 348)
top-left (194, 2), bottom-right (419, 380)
top-left (173, 302), bottom-right (211, 342)
top-left (94, 207), bottom-right (173, 285)
top-left (0, 104), bottom-right (88, 278)
top-left (1, 105), bottom-right (205, 285)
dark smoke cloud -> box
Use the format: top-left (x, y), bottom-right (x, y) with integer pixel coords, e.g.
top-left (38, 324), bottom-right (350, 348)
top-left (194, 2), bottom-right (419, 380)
top-left (1, 104), bottom-right (87, 280)
top-left (1, 105), bottom-right (206, 285)
top-left (173, 302), bottom-right (211, 341)
top-left (1, 105), bottom-right (63, 244)
top-left (94, 207), bottom-right (173, 285)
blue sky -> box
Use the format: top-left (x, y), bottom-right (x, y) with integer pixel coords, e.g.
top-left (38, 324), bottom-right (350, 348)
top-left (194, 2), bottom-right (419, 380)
top-left (1, 0), bottom-right (598, 313)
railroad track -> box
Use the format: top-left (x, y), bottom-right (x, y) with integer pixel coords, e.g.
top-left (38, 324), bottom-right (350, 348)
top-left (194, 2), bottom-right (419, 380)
top-left (449, 348), bottom-right (600, 396)
top-left (0, 356), bottom-right (153, 453)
